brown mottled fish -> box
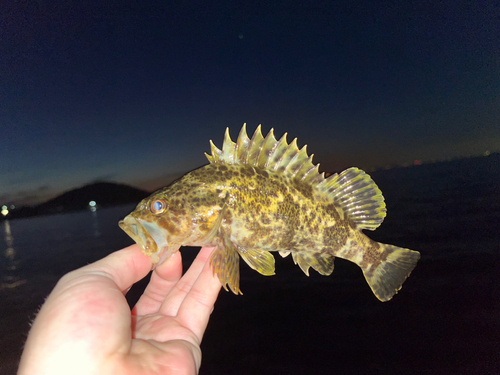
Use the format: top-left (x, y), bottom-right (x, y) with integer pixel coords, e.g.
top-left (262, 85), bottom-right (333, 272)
top-left (119, 124), bottom-right (420, 301)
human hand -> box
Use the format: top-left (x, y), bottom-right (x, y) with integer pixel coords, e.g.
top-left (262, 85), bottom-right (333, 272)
top-left (18, 244), bottom-right (222, 375)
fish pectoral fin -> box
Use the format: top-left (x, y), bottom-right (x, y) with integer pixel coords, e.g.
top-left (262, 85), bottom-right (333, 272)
top-left (237, 246), bottom-right (276, 276)
top-left (292, 252), bottom-right (335, 277)
top-left (209, 230), bottom-right (242, 295)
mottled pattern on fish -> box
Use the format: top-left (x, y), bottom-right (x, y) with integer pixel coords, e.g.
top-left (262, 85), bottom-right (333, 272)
top-left (120, 124), bottom-right (420, 301)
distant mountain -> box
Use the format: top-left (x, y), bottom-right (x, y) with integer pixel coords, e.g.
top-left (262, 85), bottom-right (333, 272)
top-left (5, 182), bottom-right (150, 219)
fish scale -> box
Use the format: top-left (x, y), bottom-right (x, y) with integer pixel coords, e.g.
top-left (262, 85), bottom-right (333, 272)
top-left (120, 124), bottom-right (420, 301)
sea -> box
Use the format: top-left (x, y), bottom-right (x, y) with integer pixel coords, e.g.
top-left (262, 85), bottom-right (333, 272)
top-left (1, 155), bottom-right (499, 374)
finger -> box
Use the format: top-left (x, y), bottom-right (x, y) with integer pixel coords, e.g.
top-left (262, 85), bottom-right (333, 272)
top-left (60, 244), bottom-right (152, 294)
top-left (176, 249), bottom-right (222, 339)
top-left (159, 247), bottom-right (217, 317)
top-left (134, 251), bottom-right (183, 316)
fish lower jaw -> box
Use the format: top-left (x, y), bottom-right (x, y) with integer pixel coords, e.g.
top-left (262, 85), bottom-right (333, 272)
top-left (150, 244), bottom-right (182, 268)
top-left (148, 244), bottom-right (167, 265)
top-left (150, 251), bottom-right (161, 265)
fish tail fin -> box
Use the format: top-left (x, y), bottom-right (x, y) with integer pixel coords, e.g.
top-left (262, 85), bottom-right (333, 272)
top-left (362, 244), bottom-right (420, 302)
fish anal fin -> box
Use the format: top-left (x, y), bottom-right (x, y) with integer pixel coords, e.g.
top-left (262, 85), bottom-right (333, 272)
top-left (209, 230), bottom-right (242, 295)
top-left (292, 252), bottom-right (310, 276)
top-left (292, 253), bottom-right (310, 276)
top-left (236, 245), bottom-right (276, 276)
top-left (361, 243), bottom-right (420, 302)
top-left (312, 253), bottom-right (335, 276)
top-left (293, 252), bottom-right (335, 276)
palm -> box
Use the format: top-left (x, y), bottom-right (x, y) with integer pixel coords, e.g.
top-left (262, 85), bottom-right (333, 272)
top-left (18, 246), bottom-right (221, 375)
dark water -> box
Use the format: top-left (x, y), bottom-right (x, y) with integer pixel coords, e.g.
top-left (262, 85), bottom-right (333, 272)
top-left (0, 205), bottom-right (138, 374)
top-left (1, 156), bottom-right (500, 374)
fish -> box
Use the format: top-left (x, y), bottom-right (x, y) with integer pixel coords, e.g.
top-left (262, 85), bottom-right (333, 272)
top-left (119, 124), bottom-right (420, 301)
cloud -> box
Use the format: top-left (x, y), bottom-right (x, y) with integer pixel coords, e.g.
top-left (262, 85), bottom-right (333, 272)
top-left (89, 173), bottom-right (117, 183)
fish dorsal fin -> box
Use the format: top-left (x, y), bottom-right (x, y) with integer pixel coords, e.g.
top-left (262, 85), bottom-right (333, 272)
top-left (205, 125), bottom-right (386, 230)
top-left (205, 124), bottom-right (324, 184)
top-left (317, 167), bottom-right (387, 230)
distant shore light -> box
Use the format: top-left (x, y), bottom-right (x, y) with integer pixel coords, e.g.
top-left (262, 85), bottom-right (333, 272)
top-left (1, 208), bottom-right (8, 216)
top-left (89, 201), bottom-right (96, 207)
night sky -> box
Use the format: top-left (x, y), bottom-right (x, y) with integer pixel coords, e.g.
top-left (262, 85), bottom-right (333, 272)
top-left (2, 1), bottom-right (499, 206)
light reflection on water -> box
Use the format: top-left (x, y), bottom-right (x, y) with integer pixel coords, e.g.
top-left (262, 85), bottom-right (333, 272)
top-left (91, 210), bottom-right (101, 238)
top-left (1, 220), bottom-right (25, 289)
top-left (4, 220), bottom-right (14, 260)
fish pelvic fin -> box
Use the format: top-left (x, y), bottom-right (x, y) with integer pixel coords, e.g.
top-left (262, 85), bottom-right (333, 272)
top-left (209, 229), bottom-right (242, 295)
top-left (362, 243), bottom-right (420, 302)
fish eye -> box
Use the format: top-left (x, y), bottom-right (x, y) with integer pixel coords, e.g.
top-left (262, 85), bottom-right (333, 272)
top-left (150, 199), bottom-right (168, 214)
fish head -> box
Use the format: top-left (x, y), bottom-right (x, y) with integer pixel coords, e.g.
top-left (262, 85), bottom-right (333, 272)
top-left (119, 189), bottom-right (193, 264)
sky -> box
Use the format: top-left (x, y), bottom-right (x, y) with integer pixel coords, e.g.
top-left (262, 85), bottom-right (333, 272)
top-left (1, 1), bottom-right (499, 206)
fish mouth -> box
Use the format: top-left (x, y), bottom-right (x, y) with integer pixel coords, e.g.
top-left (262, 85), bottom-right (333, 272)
top-left (119, 215), bottom-right (163, 256)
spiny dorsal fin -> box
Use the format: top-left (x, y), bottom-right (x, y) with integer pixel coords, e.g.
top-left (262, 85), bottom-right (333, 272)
top-left (205, 124), bottom-right (323, 184)
top-left (317, 167), bottom-right (387, 230)
top-left (206, 124), bottom-right (386, 230)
